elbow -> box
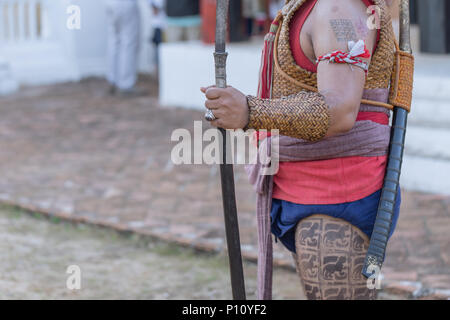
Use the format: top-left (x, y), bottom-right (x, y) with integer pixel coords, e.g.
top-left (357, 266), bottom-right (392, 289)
top-left (322, 92), bottom-right (360, 137)
top-left (337, 113), bottom-right (357, 134)
top-left (330, 103), bottom-right (359, 135)
top-left (321, 92), bottom-right (360, 138)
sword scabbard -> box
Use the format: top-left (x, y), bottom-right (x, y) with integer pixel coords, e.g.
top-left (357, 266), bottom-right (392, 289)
top-left (362, 0), bottom-right (412, 279)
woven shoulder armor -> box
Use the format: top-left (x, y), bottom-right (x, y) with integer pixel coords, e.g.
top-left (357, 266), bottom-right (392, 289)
top-left (273, 0), bottom-right (395, 99)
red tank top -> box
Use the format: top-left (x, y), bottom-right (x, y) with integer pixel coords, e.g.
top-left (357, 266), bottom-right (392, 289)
top-left (272, 0), bottom-right (388, 205)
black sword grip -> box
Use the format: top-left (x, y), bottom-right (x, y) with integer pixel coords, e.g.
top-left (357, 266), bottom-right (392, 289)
top-left (362, 108), bottom-right (408, 278)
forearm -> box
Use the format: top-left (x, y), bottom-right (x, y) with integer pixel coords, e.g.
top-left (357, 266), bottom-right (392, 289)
top-left (246, 91), bottom-right (331, 142)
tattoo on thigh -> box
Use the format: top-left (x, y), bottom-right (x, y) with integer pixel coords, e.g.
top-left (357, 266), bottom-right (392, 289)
top-left (294, 216), bottom-right (377, 300)
top-left (329, 19), bottom-right (358, 42)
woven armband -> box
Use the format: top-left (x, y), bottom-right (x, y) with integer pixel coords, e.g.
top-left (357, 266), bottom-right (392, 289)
top-left (246, 91), bottom-right (331, 142)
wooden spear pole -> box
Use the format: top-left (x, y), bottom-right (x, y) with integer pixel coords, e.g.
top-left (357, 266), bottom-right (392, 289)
top-left (207, 0), bottom-right (246, 300)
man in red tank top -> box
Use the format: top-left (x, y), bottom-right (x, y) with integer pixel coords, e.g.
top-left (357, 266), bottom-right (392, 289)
top-left (202, 0), bottom-right (398, 300)
top-left (274, 0), bottom-right (386, 205)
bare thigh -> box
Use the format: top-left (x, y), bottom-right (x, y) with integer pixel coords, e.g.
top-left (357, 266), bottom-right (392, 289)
top-left (292, 214), bottom-right (377, 300)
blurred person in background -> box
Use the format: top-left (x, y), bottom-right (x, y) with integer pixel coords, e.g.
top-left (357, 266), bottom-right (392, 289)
top-left (254, 5), bottom-right (268, 35)
top-left (165, 0), bottom-right (201, 42)
top-left (269, 0), bottom-right (284, 20)
top-left (149, 0), bottom-right (166, 74)
top-left (105, 0), bottom-right (146, 97)
top-left (242, 0), bottom-right (266, 37)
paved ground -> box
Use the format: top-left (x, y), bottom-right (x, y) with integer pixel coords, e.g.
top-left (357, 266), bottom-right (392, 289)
top-left (0, 77), bottom-right (449, 299)
top-left (0, 205), bottom-right (304, 299)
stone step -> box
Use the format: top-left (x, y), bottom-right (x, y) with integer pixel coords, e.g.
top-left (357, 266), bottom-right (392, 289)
top-left (413, 75), bottom-right (450, 101)
top-left (401, 155), bottom-right (450, 195)
top-left (405, 125), bottom-right (450, 160)
top-left (409, 97), bottom-right (450, 127)
top-left (402, 124), bottom-right (450, 195)
top-left (413, 54), bottom-right (450, 101)
top-left (383, 123), bottom-right (450, 194)
top-left (408, 54), bottom-right (450, 127)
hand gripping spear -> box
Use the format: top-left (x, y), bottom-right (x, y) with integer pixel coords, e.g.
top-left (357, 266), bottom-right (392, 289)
top-left (362, 0), bottom-right (414, 278)
top-left (205, 0), bottom-right (246, 300)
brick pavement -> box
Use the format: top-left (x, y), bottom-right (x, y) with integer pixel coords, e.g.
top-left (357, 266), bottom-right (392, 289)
top-left (0, 78), bottom-right (448, 299)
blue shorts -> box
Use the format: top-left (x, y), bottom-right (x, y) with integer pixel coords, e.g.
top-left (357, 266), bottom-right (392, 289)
top-left (270, 188), bottom-right (401, 253)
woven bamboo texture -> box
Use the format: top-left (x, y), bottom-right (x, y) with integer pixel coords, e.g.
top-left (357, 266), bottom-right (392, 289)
top-left (389, 49), bottom-right (414, 112)
top-left (247, 91), bottom-right (330, 142)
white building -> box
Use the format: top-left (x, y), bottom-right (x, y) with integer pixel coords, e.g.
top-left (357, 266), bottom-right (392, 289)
top-left (0, 0), bottom-right (156, 89)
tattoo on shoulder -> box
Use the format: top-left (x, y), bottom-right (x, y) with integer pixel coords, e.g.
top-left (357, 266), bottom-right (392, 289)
top-left (329, 19), bottom-right (358, 43)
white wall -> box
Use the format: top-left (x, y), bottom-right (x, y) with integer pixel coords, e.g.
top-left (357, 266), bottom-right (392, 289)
top-left (66, 0), bottom-right (155, 78)
top-left (0, 0), bottom-right (78, 84)
top-left (0, 0), bottom-right (156, 84)
top-left (66, 0), bottom-right (108, 77)
top-left (0, 56), bottom-right (18, 95)
top-left (160, 41), bottom-right (263, 109)
top-left (62, 0), bottom-right (156, 78)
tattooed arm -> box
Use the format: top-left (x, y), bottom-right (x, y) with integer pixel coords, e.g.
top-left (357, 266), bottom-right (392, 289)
top-left (307, 0), bottom-right (377, 136)
top-left (201, 0), bottom-right (378, 139)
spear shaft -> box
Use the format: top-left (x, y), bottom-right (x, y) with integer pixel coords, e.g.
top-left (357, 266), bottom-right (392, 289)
top-left (214, 0), bottom-right (246, 300)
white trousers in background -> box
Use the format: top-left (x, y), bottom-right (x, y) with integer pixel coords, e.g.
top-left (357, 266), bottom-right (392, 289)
top-left (105, 0), bottom-right (140, 90)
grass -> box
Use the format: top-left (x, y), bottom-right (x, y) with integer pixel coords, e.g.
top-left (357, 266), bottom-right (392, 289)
top-left (0, 202), bottom-right (304, 299)
top-left (0, 202), bottom-right (229, 267)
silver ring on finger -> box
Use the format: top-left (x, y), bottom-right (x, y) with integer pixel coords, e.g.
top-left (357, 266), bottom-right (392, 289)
top-left (204, 109), bottom-right (216, 121)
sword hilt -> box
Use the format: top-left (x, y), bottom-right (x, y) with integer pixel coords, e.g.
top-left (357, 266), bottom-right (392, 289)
top-left (214, 51), bottom-right (228, 89)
